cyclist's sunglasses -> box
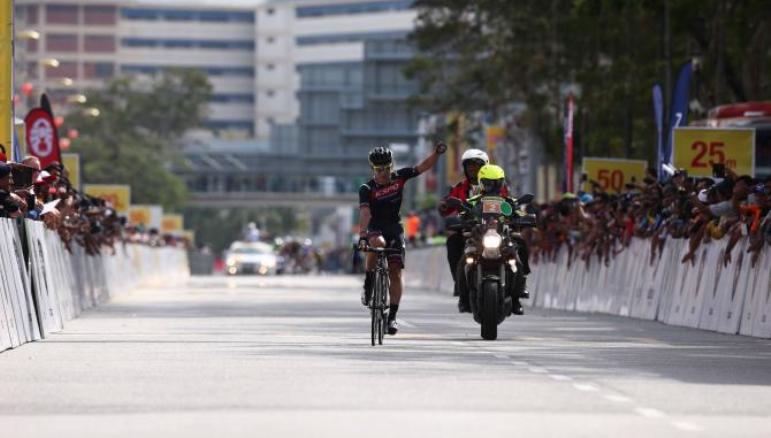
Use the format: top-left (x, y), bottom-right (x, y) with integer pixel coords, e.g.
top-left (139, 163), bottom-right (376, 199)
top-left (371, 164), bottom-right (392, 172)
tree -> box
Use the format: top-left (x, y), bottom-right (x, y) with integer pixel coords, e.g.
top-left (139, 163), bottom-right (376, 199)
top-left (407, 0), bottom-right (771, 165)
top-left (66, 69), bottom-right (212, 210)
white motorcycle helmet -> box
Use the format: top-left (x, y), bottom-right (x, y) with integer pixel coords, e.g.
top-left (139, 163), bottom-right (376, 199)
top-left (461, 148), bottom-right (489, 181)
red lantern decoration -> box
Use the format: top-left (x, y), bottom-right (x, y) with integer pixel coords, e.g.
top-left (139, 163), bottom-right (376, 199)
top-left (67, 129), bottom-right (79, 140)
top-left (21, 82), bottom-right (34, 96)
top-left (54, 116), bottom-right (64, 128)
top-left (59, 138), bottom-right (71, 150)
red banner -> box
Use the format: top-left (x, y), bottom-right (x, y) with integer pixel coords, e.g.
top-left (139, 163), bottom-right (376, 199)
top-left (564, 95), bottom-right (575, 193)
top-left (25, 108), bottom-right (61, 169)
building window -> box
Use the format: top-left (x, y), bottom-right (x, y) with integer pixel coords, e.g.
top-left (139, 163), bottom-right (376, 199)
top-left (83, 62), bottom-right (115, 79)
top-left (210, 94), bottom-right (255, 103)
top-left (26, 38), bottom-right (38, 53)
top-left (84, 6), bottom-right (116, 25)
top-left (84, 35), bottom-right (116, 52)
top-left (45, 61), bottom-right (77, 79)
top-left (26, 5), bottom-right (38, 24)
top-left (47, 5), bottom-right (79, 24)
top-left (267, 37), bottom-right (275, 44)
top-left (121, 8), bottom-right (254, 22)
top-left (296, 1), bottom-right (413, 18)
top-left (266, 64), bottom-right (275, 70)
top-left (266, 90), bottom-right (275, 97)
top-left (27, 62), bottom-right (38, 79)
top-left (46, 33), bottom-right (78, 52)
top-left (266, 8), bottom-right (275, 15)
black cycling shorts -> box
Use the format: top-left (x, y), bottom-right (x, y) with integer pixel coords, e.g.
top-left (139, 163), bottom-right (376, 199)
top-left (367, 222), bottom-right (406, 269)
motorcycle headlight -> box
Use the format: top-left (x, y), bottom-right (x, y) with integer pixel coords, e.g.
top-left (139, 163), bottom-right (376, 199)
top-left (483, 230), bottom-right (502, 249)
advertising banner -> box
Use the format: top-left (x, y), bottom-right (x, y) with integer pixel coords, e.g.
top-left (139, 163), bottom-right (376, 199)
top-left (582, 157), bottom-right (648, 194)
top-left (61, 153), bottom-right (81, 191)
top-left (673, 127), bottom-right (755, 177)
top-left (25, 108), bottom-right (61, 169)
top-left (83, 184), bottom-right (131, 214)
top-left (486, 125), bottom-right (504, 155)
top-left (128, 204), bottom-right (163, 229)
top-left (161, 214), bottom-right (184, 234)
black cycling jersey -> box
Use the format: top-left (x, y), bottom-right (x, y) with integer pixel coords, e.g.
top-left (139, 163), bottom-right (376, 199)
top-left (359, 167), bottom-right (420, 229)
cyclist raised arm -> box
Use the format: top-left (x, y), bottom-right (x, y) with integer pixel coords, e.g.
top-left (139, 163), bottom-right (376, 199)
top-left (358, 143), bottom-right (446, 335)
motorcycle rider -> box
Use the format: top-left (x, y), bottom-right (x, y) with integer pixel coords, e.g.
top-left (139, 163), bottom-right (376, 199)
top-left (456, 164), bottom-right (530, 315)
top-left (438, 149), bottom-right (509, 306)
top-left (359, 143), bottom-right (446, 335)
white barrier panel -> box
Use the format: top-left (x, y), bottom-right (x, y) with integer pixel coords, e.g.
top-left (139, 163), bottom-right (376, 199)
top-left (404, 235), bottom-right (769, 339)
top-left (1, 218), bottom-right (189, 351)
top-left (25, 220), bottom-right (64, 337)
top-left (743, 247), bottom-right (771, 337)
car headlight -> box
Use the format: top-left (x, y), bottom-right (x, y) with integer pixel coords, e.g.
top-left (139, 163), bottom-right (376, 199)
top-left (226, 255), bottom-right (240, 266)
top-left (483, 230), bottom-right (502, 249)
top-left (262, 258), bottom-right (276, 268)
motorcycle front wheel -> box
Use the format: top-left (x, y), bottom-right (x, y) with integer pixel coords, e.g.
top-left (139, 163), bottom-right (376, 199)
top-left (480, 280), bottom-right (499, 340)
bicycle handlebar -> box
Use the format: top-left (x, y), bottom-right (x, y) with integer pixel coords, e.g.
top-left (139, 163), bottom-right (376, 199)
top-left (352, 243), bottom-right (402, 254)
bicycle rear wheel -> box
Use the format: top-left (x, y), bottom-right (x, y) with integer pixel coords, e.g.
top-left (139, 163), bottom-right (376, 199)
top-left (370, 307), bottom-right (377, 346)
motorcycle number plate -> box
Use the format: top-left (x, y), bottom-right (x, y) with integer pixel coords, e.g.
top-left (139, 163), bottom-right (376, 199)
top-left (482, 199), bottom-right (502, 214)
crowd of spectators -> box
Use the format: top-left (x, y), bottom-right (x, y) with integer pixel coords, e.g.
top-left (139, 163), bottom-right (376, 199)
top-left (525, 168), bottom-right (771, 268)
top-left (0, 149), bottom-right (185, 255)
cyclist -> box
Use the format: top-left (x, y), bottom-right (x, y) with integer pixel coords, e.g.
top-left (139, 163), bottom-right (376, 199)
top-left (457, 164), bottom-right (530, 315)
top-left (438, 149), bottom-right (510, 305)
top-left (359, 143), bottom-right (446, 335)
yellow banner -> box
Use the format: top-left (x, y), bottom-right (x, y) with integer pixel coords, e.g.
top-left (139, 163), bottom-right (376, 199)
top-left (582, 157), bottom-right (648, 194)
top-left (486, 125), bottom-right (504, 155)
top-left (83, 184), bottom-right (131, 214)
top-left (61, 153), bottom-right (81, 190)
top-left (161, 214), bottom-right (184, 234)
top-left (0, 2), bottom-right (12, 153)
top-left (180, 229), bottom-right (195, 244)
top-left (128, 204), bottom-right (163, 229)
top-left (673, 128), bottom-right (755, 177)
top-left (13, 118), bottom-right (26, 161)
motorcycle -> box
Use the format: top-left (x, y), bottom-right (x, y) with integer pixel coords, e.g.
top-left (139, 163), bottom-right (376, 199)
top-left (445, 194), bottom-right (536, 340)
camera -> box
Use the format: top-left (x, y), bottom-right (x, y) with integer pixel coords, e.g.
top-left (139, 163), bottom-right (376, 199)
top-left (712, 163), bottom-right (726, 179)
top-left (10, 164), bottom-right (35, 190)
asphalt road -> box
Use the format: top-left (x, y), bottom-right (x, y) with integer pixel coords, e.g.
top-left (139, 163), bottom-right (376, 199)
top-left (1, 275), bottom-right (770, 437)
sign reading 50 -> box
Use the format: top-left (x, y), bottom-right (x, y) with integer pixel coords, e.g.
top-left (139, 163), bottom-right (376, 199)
top-left (581, 158), bottom-right (648, 194)
top-left (673, 127), bottom-right (755, 177)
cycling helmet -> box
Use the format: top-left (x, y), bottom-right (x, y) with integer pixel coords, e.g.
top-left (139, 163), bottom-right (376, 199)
top-left (368, 146), bottom-right (393, 167)
top-left (461, 148), bottom-right (489, 167)
top-left (478, 164), bottom-right (505, 195)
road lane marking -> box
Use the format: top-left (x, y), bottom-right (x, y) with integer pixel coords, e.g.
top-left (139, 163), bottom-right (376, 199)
top-left (603, 394), bottom-right (632, 403)
top-left (671, 421), bottom-right (704, 432)
top-left (397, 319), bottom-right (416, 328)
top-left (572, 383), bottom-right (599, 392)
top-left (493, 353), bottom-right (509, 359)
top-left (509, 361), bottom-right (528, 366)
top-left (634, 407), bottom-right (666, 419)
top-left (548, 374), bottom-right (572, 381)
top-left (528, 366), bottom-right (548, 374)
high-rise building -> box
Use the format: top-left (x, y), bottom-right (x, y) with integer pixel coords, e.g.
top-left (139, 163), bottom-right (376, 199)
top-left (15, 0), bottom-right (417, 143)
top-left (16, 0), bottom-right (260, 139)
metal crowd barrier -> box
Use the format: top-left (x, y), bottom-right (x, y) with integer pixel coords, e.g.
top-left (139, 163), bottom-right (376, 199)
top-left (0, 218), bottom-right (189, 353)
top-left (403, 237), bottom-right (771, 338)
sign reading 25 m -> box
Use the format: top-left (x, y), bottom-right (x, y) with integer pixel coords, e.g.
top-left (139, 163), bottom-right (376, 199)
top-left (673, 127), bottom-right (755, 177)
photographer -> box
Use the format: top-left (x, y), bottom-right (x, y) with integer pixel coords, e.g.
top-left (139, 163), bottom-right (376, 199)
top-left (0, 163), bottom-right (26, 219)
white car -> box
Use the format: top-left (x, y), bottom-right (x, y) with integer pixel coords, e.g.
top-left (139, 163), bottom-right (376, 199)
top-left (225, 242), bottom-right (279, 276)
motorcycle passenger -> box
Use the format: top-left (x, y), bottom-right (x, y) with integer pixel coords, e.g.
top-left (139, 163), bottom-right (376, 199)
top-left (457, 164), bottom-right (530, 315)
top-left (439, 149), bottom-right (511, 299)
top-left (359, 143), bottom-right (446, 335)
